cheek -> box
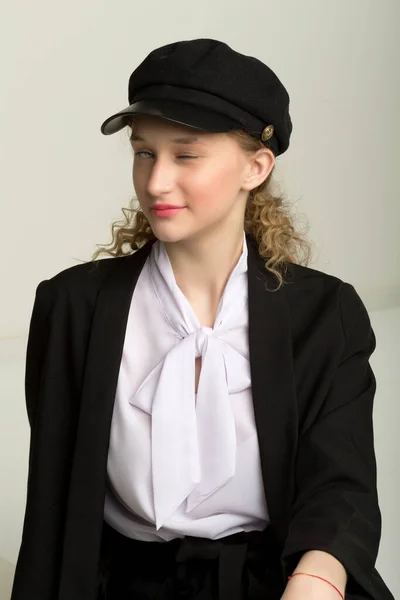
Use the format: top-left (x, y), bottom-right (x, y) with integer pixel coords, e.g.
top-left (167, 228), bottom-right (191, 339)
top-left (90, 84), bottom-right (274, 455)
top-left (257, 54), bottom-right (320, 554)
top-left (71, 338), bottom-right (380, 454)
top-left (185, 163), bottom-right (241, 209)
top-left (132, 165), bottom-right (150, 210)
top-left (132, 163), bottom-right (144, 190)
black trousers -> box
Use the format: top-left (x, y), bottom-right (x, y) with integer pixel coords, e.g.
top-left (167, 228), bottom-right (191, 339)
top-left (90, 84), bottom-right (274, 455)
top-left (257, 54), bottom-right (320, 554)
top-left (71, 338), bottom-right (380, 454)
top-left (97, 521), bottom-right (286, 600)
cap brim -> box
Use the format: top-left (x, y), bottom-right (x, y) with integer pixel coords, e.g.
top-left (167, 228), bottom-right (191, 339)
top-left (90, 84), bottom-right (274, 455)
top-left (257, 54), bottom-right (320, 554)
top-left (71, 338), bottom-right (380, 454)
top-left (100, 99), bottom-right (241, 135)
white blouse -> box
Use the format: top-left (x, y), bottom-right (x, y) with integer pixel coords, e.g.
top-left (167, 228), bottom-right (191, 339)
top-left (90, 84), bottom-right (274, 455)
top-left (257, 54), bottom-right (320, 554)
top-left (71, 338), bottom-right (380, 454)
top-left (104, 234), bottom-right (269, 541)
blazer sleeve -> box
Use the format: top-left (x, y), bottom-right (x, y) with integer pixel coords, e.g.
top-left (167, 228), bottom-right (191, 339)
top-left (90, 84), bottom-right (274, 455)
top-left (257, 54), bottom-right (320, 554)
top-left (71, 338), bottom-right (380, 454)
top-left (281, 282), bottom-right (394, 599)
top-left (25, 279), bottom-right (53, 429)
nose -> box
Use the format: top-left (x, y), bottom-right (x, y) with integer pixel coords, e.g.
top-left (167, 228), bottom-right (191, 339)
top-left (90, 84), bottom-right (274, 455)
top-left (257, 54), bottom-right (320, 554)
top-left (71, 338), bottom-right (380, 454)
top-left (146, 157), bottom-right (175, 197)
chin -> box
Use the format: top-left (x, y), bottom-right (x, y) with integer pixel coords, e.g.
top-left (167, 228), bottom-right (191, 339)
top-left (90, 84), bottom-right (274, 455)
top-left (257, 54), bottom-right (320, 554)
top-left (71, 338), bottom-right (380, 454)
top-left (146, 213), bottom-right (190, 242)
top-left (150, 225), bottom-right (190, 244)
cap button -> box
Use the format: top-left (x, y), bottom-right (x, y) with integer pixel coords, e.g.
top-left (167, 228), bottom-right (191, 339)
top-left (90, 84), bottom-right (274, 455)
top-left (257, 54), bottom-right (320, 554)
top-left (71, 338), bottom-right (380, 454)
top-left (261, 125), bottom-right (274, 142)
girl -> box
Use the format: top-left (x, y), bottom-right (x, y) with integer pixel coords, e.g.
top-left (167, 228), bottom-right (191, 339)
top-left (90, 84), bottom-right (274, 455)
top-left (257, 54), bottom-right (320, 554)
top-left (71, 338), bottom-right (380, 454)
top-left (12, 39), bottom-right (393, 600)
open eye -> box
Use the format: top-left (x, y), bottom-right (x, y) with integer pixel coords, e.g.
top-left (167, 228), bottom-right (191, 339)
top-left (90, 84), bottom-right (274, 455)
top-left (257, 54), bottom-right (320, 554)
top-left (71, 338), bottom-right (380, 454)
top-left (135, 151), bottom-right (154, 159)
top-left (133, 151), bottom-right (199, 161)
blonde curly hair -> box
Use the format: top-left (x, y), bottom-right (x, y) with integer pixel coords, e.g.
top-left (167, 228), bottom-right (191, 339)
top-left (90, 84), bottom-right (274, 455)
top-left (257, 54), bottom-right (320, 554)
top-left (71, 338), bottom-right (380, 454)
top-left (91, 124), bottom-right (312, 290)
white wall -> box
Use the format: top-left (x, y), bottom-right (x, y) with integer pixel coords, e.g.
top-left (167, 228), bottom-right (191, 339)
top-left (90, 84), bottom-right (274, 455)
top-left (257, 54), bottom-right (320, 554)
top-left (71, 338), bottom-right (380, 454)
top-left (1, 0), bottom-right (399, 598)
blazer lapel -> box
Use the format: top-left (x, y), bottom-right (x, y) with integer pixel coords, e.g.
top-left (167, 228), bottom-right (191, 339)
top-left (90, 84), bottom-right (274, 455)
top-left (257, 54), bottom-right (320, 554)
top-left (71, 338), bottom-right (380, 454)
top-left (247, 236), bottom-right (298, 546)
top-left (59, 242), bottom-right (155, 600)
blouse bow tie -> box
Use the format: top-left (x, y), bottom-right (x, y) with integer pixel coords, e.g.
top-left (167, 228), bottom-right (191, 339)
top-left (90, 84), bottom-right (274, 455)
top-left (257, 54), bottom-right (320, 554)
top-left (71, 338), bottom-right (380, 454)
top-left (129, 237), bottom-right (251, 529)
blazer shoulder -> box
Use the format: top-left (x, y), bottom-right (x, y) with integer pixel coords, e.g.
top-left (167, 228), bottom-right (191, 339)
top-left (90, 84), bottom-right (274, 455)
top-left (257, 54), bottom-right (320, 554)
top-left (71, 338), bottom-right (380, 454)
top-left (283, 262), bottom-right (369, 337)
top-left (287, 262), bottom-right (365, 308)
top-left (38, 244), bottom-right (153, 297)
top-left (285, 261), bottom-right (345, 297)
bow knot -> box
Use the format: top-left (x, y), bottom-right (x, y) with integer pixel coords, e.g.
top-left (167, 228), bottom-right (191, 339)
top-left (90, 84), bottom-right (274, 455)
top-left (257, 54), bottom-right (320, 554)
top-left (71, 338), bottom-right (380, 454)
top-left (194, 327), bottom-right (212, 356)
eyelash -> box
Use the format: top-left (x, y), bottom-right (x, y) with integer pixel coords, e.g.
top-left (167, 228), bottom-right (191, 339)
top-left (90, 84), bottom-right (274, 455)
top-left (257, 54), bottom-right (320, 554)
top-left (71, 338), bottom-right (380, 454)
top-left (134, 151), bottom-right (198, 160)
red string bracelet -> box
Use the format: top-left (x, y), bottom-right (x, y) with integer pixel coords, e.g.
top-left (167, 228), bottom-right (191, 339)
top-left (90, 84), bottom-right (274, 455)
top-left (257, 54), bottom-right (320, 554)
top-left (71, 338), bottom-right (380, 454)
top-left (288, 572), bottom-right (345, 599)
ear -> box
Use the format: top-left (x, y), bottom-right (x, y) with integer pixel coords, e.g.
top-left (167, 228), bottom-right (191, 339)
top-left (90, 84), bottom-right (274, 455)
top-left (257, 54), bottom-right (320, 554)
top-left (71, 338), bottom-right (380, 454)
top-left (241, 148), bottom-right (275, 191)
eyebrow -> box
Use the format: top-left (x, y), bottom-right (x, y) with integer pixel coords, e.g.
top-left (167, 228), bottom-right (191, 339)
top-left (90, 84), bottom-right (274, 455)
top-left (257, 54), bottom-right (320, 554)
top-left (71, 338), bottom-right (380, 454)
top-left (130, 133), bottom-right (201, 144)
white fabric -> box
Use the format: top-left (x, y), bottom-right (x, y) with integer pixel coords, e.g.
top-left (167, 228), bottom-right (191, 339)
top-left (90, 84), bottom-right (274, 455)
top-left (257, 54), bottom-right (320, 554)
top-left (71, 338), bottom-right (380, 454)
top-left (104, 234), bottom-right (269, 541)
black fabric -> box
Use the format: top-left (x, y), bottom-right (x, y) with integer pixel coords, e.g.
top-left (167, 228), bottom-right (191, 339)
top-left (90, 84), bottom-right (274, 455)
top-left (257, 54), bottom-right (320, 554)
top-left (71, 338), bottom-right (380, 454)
top-left (11, 235), bottom-right (394, 600)
top-left (97, 522), bottom-right (284, 600)
top-left (100, 38), bottom-right (291, 156)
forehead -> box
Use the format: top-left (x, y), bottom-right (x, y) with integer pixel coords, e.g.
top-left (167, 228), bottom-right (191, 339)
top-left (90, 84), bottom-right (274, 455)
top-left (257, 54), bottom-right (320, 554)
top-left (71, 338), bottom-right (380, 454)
top-left (130, 115), bottom-right (217, 143)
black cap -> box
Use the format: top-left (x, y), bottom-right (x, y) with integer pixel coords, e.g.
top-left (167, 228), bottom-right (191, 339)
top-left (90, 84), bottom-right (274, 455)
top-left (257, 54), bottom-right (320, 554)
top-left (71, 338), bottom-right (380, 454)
top-left (100, 39), bottom-right (292, 156)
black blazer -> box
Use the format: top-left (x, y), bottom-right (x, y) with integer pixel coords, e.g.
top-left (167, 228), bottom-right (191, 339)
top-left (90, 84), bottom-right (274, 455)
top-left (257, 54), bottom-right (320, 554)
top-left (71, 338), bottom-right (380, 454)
top-left (11, 235), bottom-right (394, 600)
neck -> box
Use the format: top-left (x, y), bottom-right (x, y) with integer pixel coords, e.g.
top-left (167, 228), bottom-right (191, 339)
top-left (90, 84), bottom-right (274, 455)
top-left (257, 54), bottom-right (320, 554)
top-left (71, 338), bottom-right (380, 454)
top-left (164, 227), bottom-right (246, 327)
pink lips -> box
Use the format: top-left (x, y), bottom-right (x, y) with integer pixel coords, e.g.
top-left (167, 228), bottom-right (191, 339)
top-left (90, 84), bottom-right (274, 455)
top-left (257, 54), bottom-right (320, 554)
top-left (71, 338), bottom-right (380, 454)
top-left (151, 204), bottom-right (186, 218)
